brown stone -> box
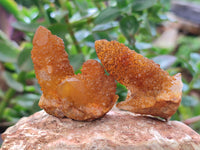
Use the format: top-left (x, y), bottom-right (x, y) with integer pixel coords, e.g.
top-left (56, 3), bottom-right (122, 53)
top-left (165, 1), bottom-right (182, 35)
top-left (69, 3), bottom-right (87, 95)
top-left (1, 109), bottom-right (200, 150)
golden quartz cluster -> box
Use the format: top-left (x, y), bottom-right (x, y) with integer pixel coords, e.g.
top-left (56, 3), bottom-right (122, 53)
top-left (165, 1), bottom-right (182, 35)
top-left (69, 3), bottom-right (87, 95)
top-left (31, 26), bottom-right (183, 121)
top-left (95, 40), bottom-right (183, 120)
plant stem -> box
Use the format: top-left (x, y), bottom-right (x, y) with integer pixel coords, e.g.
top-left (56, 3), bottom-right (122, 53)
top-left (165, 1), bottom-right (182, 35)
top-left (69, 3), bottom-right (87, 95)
top-left (0, 88), bottom-right (16, 120)
top-left (94, 2), bottom-right (102, 11)
top-left (38, 2), bottom-right (50, 25)
top-left (183, 115), bottom-right (200, 125)
top-left (65, 15), bottom-right (81, 53)
top-left (64, 0), bottom-right (81, 53)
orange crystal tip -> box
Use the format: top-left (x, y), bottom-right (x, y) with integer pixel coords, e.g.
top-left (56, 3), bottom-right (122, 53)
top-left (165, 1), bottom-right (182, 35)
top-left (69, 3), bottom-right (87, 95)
top-left (31, 26), bottom-right (74, 98)
top-left (31, 26), bottom-right (74, 117)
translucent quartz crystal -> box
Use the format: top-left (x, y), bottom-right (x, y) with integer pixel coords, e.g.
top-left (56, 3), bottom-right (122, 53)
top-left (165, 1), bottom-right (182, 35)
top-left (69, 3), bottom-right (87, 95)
top-left (31, 26), bottom-right (74, 117)
top-left (95, 40), bottom-right (183, 120)
top-left (31, 26), bottom-right (118, 121)
top-left (57, 60), bottom-right (118, 121)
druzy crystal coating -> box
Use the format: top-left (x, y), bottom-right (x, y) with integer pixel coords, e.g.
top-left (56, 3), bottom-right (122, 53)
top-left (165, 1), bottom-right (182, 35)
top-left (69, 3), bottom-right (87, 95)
top-left (31, 27), bottom-right (118, 121)
top-left (95, 40), bottom-right (183, 120)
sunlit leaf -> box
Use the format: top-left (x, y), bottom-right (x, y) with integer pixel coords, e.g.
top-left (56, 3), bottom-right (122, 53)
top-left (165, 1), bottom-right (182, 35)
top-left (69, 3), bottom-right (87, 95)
top-left (2, 71), bottom-right (23, 92)
top-left (48, 23), bottom-right (68, 40)
top-left (70, 8), bottom-right (97, 23)
top-left (181, 96), bottom-right (199, 107)
top-left (73, 0), bottom-right (88, 15)
top-left (0, 41), bottom-right (19, 63)
top-left (132, 0), bottom-right (157, 11)
top-left (24, 86), bottom-right (35, 92)
top-left (12, 94), bottom-right (40, 108)
top-left (178, 36), bottom-right (200, 52)
top-left (0, 30), bottom-right (19, 49)
top-left (17, 49), bottom-right (33, 72)
top-left (69, 54), bottom-right (85, 71)
top-left (135, 42), bottom-right (152, 50)
top-left (92, 21), bottom-right (118, 32)
top-left (189, 53), bottom-right (200, 72)
top-left (152, 55), bottom-right (177, 69)
top-left (94, 7), bottom-right (120, 24)
top-left (182, 82), bottom-right (189, 92)
top-left (50, 10), bottom-right (68, 22)
top-left (119, 15), bottom-right (139, 40)
top-left (178, 105), bottom-right (193, 120)
top-left (4, 108), bottom-right (21, 122)
top-left (193, 79), bottom-right (200, 89)
top-left (12, 21), bottom-right (40, 32)
top-left (75, 30), bottom-right (90, 42)
top-left (0, 0), bottom-right (22, 20)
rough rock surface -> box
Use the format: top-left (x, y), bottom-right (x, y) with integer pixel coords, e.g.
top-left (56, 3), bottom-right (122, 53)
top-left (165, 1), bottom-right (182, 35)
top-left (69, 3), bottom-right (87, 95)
top-left (1, 109), bottom-right (200, 150)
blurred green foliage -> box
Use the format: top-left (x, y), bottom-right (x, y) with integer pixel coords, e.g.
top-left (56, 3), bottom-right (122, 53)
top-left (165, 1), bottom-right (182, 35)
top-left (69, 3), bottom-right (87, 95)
top-left (0, 0), bottom-right (199, 133)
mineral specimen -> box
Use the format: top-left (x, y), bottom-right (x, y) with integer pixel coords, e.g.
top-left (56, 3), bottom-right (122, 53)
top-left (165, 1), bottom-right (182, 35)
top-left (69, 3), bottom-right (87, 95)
top-left (31, 26), bottom-right (74, 117)
top-left (57, 60), bottom-right (118, 121)
top-left (95, 40), bottom-right (183, 120)
top-left (31, 26), bottom-right (118, 121)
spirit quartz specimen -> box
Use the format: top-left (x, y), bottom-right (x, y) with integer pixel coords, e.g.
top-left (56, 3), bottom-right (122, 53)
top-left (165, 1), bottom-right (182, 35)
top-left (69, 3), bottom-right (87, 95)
top-left (95, 40), bottom-right (183, 120)
top-left (31, 26), bottom-right (118, 121)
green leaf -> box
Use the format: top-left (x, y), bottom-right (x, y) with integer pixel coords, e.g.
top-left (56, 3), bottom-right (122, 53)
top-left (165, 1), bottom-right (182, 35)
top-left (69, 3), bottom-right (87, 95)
top-left (69, 54), bottom-right (85, 71)
top-left (92, 21), bottom-right (118, 32)
top-left (189, 53), bottom-right (200, 72)
top-left (74, 0), bottom-right (88, 15)
top-left (135, 42), bottom-right (152, 50)
top-left (194, 103), bottom-right (200, 116)
top-left (116, 83), bottom-right (127, 102)
top-left (12, 94), bottom-right (40, 108)
top-left (3, 108), bottom-right (21, 122)
top-left (152, 55), bottom-right (177, 69)
top-left (178, 36), bottom-right (200, 52)
top-left (25, 71), bottom-right (36, 79)
top-left (178, 105), bottom-right (193, 120)
top-left (24, 86), bottom-right (35, 92)
top-left (70, 8), bottom-right (97, 24)
top-left (29, 99), bottom-right (41, 114)
top-left (116, 83), bottom-right (127, 94)
top-left (48, 23), bottom-right (69, 40)
top-left (2, 71), bottom-right (23, 92)
top-left (193, 79), bottom-right (200, 89)
top-left (181, 96), bottom-right (199, 107)
top-left (17, 49), bottom-right (33, 72)
top-left (4, 63), bottom-right (16, 71)
top-left (75, 30), bottom-right (90, 42)
top-left (12, 21), bottom-right (40, 32)
top-left (94, 7), bottom-right (120, 24)
top-left (132, 0), bottom-right (157, 11)
top-left (0, 89), bottom-right (4, 98)
top-left (0, 30), bottom-right (19, 49)
top-left (0, 0), bottom-right (22, 20)
top-left (182, 82), bottom-right (189, 92)
top-left (119, 15), bottom-right (139, 40)
top-left (0, 41), bottom-right (19, 63)
top-left (177, 57), bottom-right (195, 76)
top-left (117, 0), bottom-right (127, 8)
top-left (50, 10), bottom-right (68, 22)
